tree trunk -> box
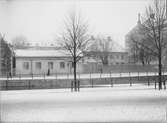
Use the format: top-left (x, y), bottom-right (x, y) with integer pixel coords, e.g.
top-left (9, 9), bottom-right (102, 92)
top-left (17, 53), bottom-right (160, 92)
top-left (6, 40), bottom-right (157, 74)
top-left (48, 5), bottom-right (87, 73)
top-left (73, 35), bottom-right (77, 92)
top-left (163, 79), bottom-right (166, 90)
top-left (142, 60), bottom-right (145, 66)
top-left (73, 57), bottom-right (77, 92)
top-left (158, 51), bottom-right (162, 90)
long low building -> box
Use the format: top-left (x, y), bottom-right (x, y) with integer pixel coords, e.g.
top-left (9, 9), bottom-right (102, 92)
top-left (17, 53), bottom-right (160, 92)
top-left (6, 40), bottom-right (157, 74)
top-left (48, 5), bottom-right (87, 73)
top-left (14, 49), bottom-right (83, 75)
top-left (83, 50), bottom-right (128, 65)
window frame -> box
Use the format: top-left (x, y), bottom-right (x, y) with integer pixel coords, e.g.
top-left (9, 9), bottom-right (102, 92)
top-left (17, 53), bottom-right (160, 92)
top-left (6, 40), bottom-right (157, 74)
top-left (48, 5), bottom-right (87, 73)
top-left (35, 62), bottom-right (42, 70)
top-left (48, 62), bottom-right (53, 69)
top-left (23, 62), bottom-right (29, 70)
top-left (60, 62), bottom-right (65, 69)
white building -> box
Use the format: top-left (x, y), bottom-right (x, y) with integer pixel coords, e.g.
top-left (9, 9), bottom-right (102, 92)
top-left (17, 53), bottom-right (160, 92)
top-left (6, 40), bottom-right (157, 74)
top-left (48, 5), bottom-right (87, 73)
top-left (14, 49), bottom-right (83, 75)
top-left (84, 51), bottom-right (128, 65)
top-left (108, 52), bottom-right (128, 65)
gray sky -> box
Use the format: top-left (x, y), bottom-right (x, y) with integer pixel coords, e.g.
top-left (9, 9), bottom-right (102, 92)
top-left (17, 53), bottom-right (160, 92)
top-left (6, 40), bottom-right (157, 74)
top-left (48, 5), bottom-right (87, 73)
top-left (0, 0), bottom-right (150, 47)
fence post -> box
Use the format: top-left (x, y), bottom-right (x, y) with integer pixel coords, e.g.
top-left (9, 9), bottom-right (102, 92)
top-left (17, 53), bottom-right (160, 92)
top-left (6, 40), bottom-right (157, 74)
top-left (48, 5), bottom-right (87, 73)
top-left (78, 80), bottom-right (80, 92)
top-left (32, 73), bottom-right (33, 80)
top-left (29, 81), bottom-right (31, 89)
top-left (110, 72), bottom-right (113, 87)
top-left (6, 80), bottom-right (8, 90)
top-left (129, 72), bottom-right (132, 86)
top-left (71, 80), bottom-right (73, 92)
top-left (147, 72), bottom-right (150, 86)
top-left (154, 72), bottom-right (156, 90)
top-left (7, 72), bottom-right (8, 81)
top-left (163, 71), bottom-right (166, 90)
top-left (56, 71), bottom-right (57, 81)
top-left (68, 72), bottom-right (69, 79)
top-left (90, 72), bottom-right (91, 87)
top-left (78, 72), bottom-right (81, 91)
top-left (155, 79), bottom-right (157, 90)
top-left (69, 72), bottom-right (70, 79)
top-left (92, 79), bottom-right (93, 88)
top-left (19, 73), bottom-right (21, 80)
top-left (164, 80), bottom-right (166, 90)
top-left (44, 73), bottom-right (45, 80)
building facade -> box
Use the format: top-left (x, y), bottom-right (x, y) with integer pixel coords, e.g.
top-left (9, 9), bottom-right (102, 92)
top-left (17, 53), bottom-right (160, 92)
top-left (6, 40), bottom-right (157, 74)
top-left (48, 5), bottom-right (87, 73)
top-left (85, 35), bottom-right (128, 65)
top-left (84, 51), bottom-right (128, 65)
top-left (108, 52), bottom-right (128, 65)
top-left (14, 49), bottom-right (83, 75)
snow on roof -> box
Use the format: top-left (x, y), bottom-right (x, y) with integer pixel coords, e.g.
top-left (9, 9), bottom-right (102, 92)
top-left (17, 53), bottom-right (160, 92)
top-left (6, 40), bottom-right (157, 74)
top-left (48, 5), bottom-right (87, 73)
top-left (15, 49), bottom-right (71, 58)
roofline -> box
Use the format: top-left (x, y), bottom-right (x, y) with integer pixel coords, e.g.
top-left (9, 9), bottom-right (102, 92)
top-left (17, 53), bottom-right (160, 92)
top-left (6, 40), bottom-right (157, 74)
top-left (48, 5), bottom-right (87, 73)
top-left (85, 51), bottom-right (128, 53)
top-left (15, 56), bottom-right (72, 59)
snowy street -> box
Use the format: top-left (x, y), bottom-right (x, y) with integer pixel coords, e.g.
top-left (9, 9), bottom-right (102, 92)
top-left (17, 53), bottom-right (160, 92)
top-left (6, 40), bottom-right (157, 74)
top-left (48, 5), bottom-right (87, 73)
top-left (1, 84), bottom-right (167, 122)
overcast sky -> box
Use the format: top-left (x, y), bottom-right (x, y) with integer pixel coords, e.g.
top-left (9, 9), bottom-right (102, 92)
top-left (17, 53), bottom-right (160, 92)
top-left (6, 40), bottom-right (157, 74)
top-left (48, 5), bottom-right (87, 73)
top-left (0, 0), bottom-right (151, 47)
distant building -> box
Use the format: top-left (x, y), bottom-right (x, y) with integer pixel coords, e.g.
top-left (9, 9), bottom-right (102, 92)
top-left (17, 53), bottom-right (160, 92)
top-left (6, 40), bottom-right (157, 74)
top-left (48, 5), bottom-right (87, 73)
top-left (125, 13), bottom-right (167, 64)
top-left (84, 36), bottom-right (128, 65)
top-left (108, 52), bottom-right (128, 65)
top-left (125, 14), bottom-right (143, 64)
top-left (84, 51), bottom-right (128, 65)
top-left (0, 37), bottom-right (14, 76)
top-left (14, 49), bottom-right (83, 75)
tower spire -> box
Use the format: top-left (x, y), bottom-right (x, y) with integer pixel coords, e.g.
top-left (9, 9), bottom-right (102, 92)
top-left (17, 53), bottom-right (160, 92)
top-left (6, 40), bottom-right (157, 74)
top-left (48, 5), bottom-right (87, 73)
top-left (137, 13), bottom-right (141, 25)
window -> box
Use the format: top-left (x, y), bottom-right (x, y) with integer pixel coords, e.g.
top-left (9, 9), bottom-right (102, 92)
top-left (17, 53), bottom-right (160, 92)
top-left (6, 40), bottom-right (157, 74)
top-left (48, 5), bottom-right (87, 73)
top-left (23, 62), bottom-right (29, 70)
top-left (121, 55), bottom-right (124, 60)
top-left (72, 62), bottom-right (74, 68)
top-left (117, 55), bottom-right (119, 59)
top-left (48, 62), bottom-right (53, 69)
top-left (60, 62), bottom-right (65, 69)
top-left (36, 62), bottom-right (41, 70)
top-left (110, 55), bottom-right (113, 59)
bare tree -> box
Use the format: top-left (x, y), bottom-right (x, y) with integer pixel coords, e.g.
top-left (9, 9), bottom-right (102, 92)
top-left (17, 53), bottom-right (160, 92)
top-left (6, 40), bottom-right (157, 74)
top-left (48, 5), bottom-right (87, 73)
top-left (126, 36), bottom-right (140, 64)
top-left (130, 0), bottom-right (167, 90)
top-left (58, 12), bottom-right (90, 92)
top-left (0, 35), bottom-right (13, 76)
top-left (128, 32), bottom-right (156, 65)
top-left (89, 36), bottom-right (112, 65)
top-left (12, 35), bottom-right (28, 49)
top-left (126, 13), bottom-right (156, 66)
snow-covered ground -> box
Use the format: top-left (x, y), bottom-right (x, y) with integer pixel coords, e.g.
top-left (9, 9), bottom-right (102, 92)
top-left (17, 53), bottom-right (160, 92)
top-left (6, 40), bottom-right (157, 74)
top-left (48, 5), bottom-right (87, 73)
top-left (1, 84), bottom-right (167, 122)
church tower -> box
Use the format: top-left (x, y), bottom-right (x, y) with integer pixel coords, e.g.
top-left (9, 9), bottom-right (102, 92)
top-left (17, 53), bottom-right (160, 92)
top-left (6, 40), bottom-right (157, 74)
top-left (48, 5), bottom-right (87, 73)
top-left (137, 13), bottom-right (141, 25)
